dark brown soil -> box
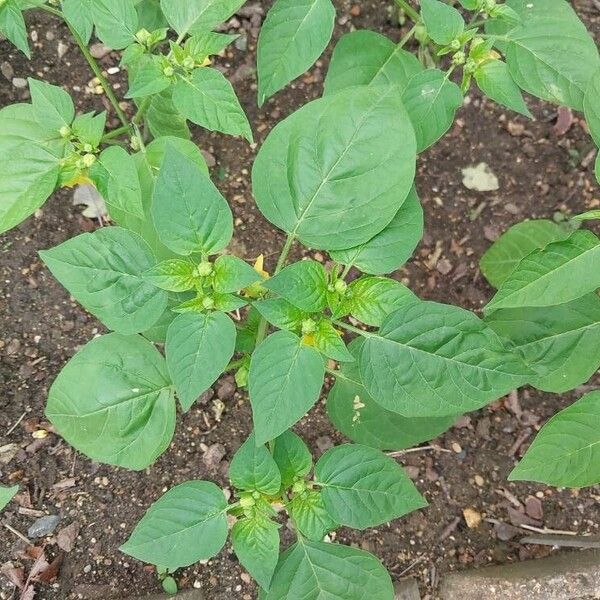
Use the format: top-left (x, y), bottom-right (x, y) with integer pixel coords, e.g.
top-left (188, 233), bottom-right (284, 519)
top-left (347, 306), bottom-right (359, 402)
top-left (1, 2), bottom-right (600, 599)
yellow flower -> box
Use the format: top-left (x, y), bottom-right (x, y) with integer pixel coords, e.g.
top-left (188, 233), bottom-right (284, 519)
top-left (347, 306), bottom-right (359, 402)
top-left (253, 254), bottom-right (270, 280)
top-left (62, 173), bottom-right (94, 189)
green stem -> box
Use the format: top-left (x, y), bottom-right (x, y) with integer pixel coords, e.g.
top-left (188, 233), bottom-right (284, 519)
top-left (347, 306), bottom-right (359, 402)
top-left (340, 263), bottom-right (353, 279)
top-left (225, 358), bottom-right (247, 372)
top-left (333, 320), bottom-right (373, 337)
top-left (393, 0), bottom-right (421, 23)
top-left (398, 23), bottom-right (418, 49)
top-left (101, 125), bottom-right (130, 141)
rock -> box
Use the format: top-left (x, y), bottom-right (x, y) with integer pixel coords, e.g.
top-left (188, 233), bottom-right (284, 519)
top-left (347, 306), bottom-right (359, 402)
top-left (316, 436), bottom-right (334, 454)
top-left (395, 577), bottom-right (421, 599)
top-left (202, 443), bottom-right (226, 471)
top-left (1, 61), bottom-right (14, 80)
top-left (439, 549), bottom-right (600, 599)
top-left (201, 149), bottom-right (216, 168)
top-left (463, 507), bottom-right (482, 529)
top-left (217, 376), bottom-right (236, 400)
top-left (89, 43), bottom-right (111, 59)
top-left (525, 496), bottom-right (543, 521)
top-left (461, 162), bottom-right (499, 192)
top-left (28, 515), bottom-right (61, 538)
top-left (234, 35), bottom-right (248, 51)
top-left (12, 77), bottom-right (27, 88)
top-left (405, 466), bottom-right (420, 480)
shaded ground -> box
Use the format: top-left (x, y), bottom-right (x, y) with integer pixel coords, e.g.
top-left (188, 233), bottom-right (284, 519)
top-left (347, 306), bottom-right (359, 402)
top-left (1, 1), bottom-right (599, 599)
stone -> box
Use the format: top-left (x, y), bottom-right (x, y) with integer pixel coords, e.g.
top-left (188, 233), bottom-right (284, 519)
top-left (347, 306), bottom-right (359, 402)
top-left (438, 550), bottom-right (600, 599)
top-left (461, 162), bottom-right (499, 192)
top-left (89, 42), bottom-right (111, 59)
top-left (28, 514), bottom-right (61, 538)
top-left (1, 61), bottom-right (14, 80)
top-left (395, 577), bottom-right (421, 600)
top-left (12, 77), bottom-right (27, 88)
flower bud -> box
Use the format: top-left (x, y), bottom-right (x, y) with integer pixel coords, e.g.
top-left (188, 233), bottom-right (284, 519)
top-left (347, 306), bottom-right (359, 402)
top-left (202, 296), bottom-right (215, 310)
top-left (163, 66), bottom-right (175, 78)
top-left (59, 126), bottom-right (71, 138)
top-left (197, 261), bottom-right (213, 277)
top-left (301, 319), bottom-right (317, 335)
top-left (334, 279), bottom-right (347, 294)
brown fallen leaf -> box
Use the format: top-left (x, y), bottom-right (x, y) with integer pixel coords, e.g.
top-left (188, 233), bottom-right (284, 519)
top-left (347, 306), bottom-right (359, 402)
top-left (54, 522), bottom-right (80, 553)
top-left (554, 106), bottom-right (573, 136)
top-left (1, 562), bottom-right (25, 589)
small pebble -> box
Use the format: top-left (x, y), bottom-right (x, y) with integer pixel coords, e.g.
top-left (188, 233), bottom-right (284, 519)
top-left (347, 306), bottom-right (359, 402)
top-left (1, 61), bottom-right (14, 80)
top-left (28, 515), bottom-right (61, 538)
top-left (451, 442), bottom-right (462, 453)
top-left (12, 77), bottom-right (28, 88)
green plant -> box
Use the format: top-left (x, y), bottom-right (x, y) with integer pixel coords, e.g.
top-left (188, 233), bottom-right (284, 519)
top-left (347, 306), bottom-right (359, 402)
top-left (1, 0), bottom-right (600, 597)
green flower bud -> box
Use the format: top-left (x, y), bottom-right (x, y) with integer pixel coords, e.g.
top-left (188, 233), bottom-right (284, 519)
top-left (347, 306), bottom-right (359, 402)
top-left (291, 480), bottom-right (306, 494)
top-left (197, 261), bottom-right (213, 277)
top-left (135, 28), bottom-right (151, 45)
top-left (450, 39), bottom-right (461, 51)
top-left (82, 154), bottom-right (96, 168)
top-left (202, 296), bottom-right (215, 310)
top-left (240, 496), bottom-right (255, 508)
top-left (59, 126), bottom-right (71, 138)
top-left (334, 279), bottom-right (347, 294)
top-left (301, 318), bottom-right (317, 335)
top-left (83, 143), bottom-right (94, 153)
top-left (163, 66), bottom-right (175, 78)
top-left (452, 50), bottom-right (466, 65)
top-left (183, 56), bottom-right (195, 70)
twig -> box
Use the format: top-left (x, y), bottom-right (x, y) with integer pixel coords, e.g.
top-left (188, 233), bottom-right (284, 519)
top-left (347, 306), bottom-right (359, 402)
top-left (387, 445), bottom-right (453, 457)
top-left (6, 412), bottom-right (26, 435)
top-left (485, 517), bottom-right (579, 537)
top-left (397, 555), bottom-right (425, 577)
top-left (520, 534), bottom-right (600, 548)
top-left (3, 523), bottom-right (34, 546)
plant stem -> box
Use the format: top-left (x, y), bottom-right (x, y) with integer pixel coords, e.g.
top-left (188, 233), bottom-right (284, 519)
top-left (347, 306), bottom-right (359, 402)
top-left (101, 125), bottom-right (130, 141)
top-left (225, 358), bottom-right (247, 372)
top-left (340, 263), bottom-right (353, 279)
top-left (398, 24), bottom-right (418, 49)
top-left (333, 320), bottom-right (373, 337)
top-left (393, 0), bottom-right (421, 23)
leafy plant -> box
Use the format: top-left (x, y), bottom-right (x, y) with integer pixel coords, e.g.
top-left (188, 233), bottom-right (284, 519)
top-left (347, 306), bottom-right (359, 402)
top-left (1, 0), bottom-right (600, 597)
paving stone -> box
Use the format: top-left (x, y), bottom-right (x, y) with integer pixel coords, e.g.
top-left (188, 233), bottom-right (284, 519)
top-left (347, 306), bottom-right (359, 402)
top-left (439, 550), bottom-right (600, 600)
top-left (395, 577), bottom-right (421, 599)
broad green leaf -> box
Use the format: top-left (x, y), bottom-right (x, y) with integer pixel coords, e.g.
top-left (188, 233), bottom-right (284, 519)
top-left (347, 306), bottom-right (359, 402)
top-left (287, 491), bottom-right (337, 541)
top-left (253, 298), bottom-right (306, 332)
top-left (172, 68), bottom-right (253, 142)
top-left (312, 320), bottom-right (354, 363)
top-left (265, 540), bottom-right (394, 600)
top-left (72, 111), bottom-right (106, 148)
top-left (0, 485), bottom-right (19, 512)
top-left (145, 259), bottom-right (197, 292)
top-left (359, 300), bottom-right (531, 417)
top-left (272, 431), bottom-right (312, 489)
top-left (185, 31), bottom-right (238, 61)
top-left (584, 69), bottom-right (600, 147)
top-left (29, 79), bottom-right (75, 131)
top-left (91, 0), bottom-right (138, 49)
top-left (420, 0), bottom-right (464, 45)
top-left (327, 340), bottom-right (455, 450)
top-left (40, 227), bottom-right (167, 334)
top-left (486, 295), bottom-right (600, 394)
top-left (596, 151), bottom-right (600, 185)
top-left (315, 444), bottom-right (426, 529)
top-left (330, 187), bottom-right (423, 275)
top-left (142, 298), bottom-right (180, 343)
top-left (324, 30), bottom-right (422, 96)
top-left (126, 56), bottom-right (172, 98)
top-left (146, 89), bottom-right (191, 140)
top-left (232, 516), bottom-right (280, 590)
top-left (0, 145), bottom-right (60, 234)
top-left (264, 261), bottom-right (328, 313)
top-left (152, 147), bottom-right (233, 256)
top-left (249, 331), bottom-right (325, 445)
top-left (135, 0), bottom-right (167, 30)
top-left (165, 312), bottom-right (236, 411)
top-left (213, 293), bottom-right (247, 312)
top-left (0, 0), bottom-right (29, 56)
top-left (213, 255), bottom-right (261, 294)
top-left (121, 480), bottom-right (228, 569)
top-left (480, 219), bottom-right (571, 288)
top-left (62, 0), bottom-right (94, 44)
top-left (504, 10), bottom-right (600, 111)
top-left (160, 0), bottom-right (246, 35)
top-left (144, 137), bottom-right (208, 177)
top-left (475, 60), bottom-right (532, 118)
top-left (257, 0), bottom-right (335, 106)
top-left (485, 230), bottom-right (600, 313)
top-left (509, 391), bottom-right (600, 487)
top-left (401, 69), bottom-right (463, 152)
top-left (91, 146), bottom-right (145, 219)
top-left (46, 333), bottom-right (176, 470)
top-left (230, 433), bottom-right (282, 495)
top-left (344, 276), bottom-right (417, 327)
top-left (253, 86), bottom-right (417, 250)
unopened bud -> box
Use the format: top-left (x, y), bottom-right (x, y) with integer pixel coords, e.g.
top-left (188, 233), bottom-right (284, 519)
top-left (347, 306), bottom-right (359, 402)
top-left (197, 261), bottom-right (213, 277)
top-left (202, 296), bottom-right (215, 310)
top-left (452, 50), bottom-right (466, 65)
top-left (163, 66), bottom-right (175, 77)
top-left (240, 496), bottom-right (255, 508)
top-left (59, 125), bottom-right (71, 138)
top-left (301, 319), bottom-right (317, 335)
top-left (334, 279), bottom-right (347, 294)
top-left (82, 154), bottom-right (96, 168)
top-left (183, 56), bottom-right (195, 70)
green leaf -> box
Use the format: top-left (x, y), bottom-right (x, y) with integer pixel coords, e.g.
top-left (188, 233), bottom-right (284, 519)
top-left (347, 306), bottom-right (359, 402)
top-left (72, 111), bottom-right (106, 148)
top-left (265, 540), bottom-right (394, 600)
top-left (249, 331), bottom-right (325, 445)
top-left (46, 333), bottom-right (176, 470)
top-left (420, 0), bottom-right (464, 45)
top-left (185, 31), bottom-right (238, 61)
top-left (596, 151), bottom-right (600, 186)
top-left (272, 431), bottom-right (312, 489)
top-left (475, 60), bottom-right (532, 118)
top-left (145, 259), bottom-right (197, 292)
top-left (264, 261), bottom-right (328, 313)
top-left (62, 0), bottom-right (94, 44)
top-left (287, 491), bottom-right (337, 541)
top-left (91, 0), bottom-right (138, 49)
top-left (485, 230), bottom-right (600, 313)
top-left (213, 293), bottom-right (247, 312)
top-left (152, 146), bottom-right (233, 256)
top-left (253, 86), bottom-right (417, 250)
top-left (504, 10), bottom-right (600, 111)
top-left (166, 312), bottom-right (236, 411)
top-left (401, 69), bottom-right (463, 152)
top-left (0, 485), bottom-right (19, 512)
top-left (253, 298), bottom-right (306, 332)
top-left (135, 0), bottom-right (167, 30)
top-left (232, 516), bottom-right (280, 590)
top-left (584, 69), bottom-right (600, 147)
top-left (126, 55), bottom-right (172, 98)
top-left (359, 300), bottom-right (531, 417)
top-left (485, 295), bottom-right (600, 394)
top-left (146, 89), bottom-right (191, 140)
top-left (121, 480), bottom-right (228, 569)
top-left (0, 0), bottom-right (29, 57)
top-left (91, 146), bottom-right (145, 219)
top-left (160, 0), bottom-right (246, 36)
top-left (509, 391), bottom-right (600, 487)
top-left (29, 79), bottom-right (75, 131)
top-left (145, 136), bottom-right (208, 174)
top-left (324, 30), bottom-right (422, 96)
top-left (257, 0), bottom-right (335, 106)
top-left (40, 227), bottom-right (167, 334)
top-left (312, 320), bottom-right (354, 363)
top-left (327, 339), bottom-right (455, 450)
top-left (172, 68), bottom-right (253, 142)
top-left (213, 255), bottom-right (261, 294)
top-left (315, 444), bottom-right (426, 529)
top-left (330, 187), bottom-right (423, 275)
top-left (344, 276), bottom-right (417, 327)
top-left (0, 145), bottom-right (60, 235)
top-left (480, 219), bottom-right (571, 288)
top-left (230, 433), bottom-right (282, 494)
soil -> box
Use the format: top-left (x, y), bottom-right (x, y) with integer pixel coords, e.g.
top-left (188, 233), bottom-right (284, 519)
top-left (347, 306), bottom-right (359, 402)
top-left (1, 1), bottom-right (600, 599)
